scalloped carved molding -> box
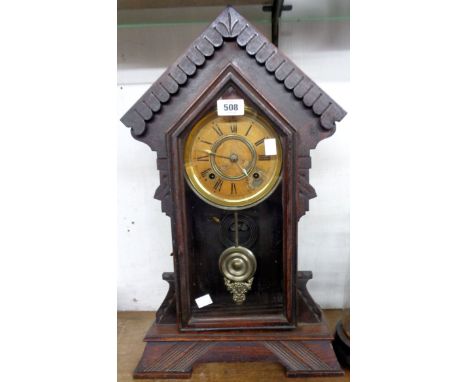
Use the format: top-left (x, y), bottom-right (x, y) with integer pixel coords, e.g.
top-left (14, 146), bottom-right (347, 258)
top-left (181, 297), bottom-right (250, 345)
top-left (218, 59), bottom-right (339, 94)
top-left (120, 6), bottom-right (346, 218)
top-left (120, 7), bottom-right (346, 137)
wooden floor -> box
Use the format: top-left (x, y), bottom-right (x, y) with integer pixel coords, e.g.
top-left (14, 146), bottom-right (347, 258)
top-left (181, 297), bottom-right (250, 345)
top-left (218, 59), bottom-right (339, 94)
top-left (118, 310), bottom-right (350, 382)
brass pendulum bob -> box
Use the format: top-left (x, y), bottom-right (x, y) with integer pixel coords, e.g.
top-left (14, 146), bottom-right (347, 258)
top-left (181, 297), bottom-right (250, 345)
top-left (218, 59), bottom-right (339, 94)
top-left (219, 212), bottom-right (256, 304)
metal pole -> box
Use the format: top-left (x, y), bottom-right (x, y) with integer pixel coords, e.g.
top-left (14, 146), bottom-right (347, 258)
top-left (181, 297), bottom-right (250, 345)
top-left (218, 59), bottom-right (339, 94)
top-left (234, 212), bottom-right (239, 247)
top-left (271, 0), bottom-right (284, 47)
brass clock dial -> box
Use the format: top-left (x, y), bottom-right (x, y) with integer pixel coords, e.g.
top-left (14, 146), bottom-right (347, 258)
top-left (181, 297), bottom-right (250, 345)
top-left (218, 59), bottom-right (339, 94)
top-left (184, 108), bottom-right (283, 209)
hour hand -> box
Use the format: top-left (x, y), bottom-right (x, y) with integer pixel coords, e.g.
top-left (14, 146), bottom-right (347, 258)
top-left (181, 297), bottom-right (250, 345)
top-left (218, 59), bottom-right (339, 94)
top-left (202, 149), bottom-right (231, 160)
top-left (202, 149), bottom-right (249, 177)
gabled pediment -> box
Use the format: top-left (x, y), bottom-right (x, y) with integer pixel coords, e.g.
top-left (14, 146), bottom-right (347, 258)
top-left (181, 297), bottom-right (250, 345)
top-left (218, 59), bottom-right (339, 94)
top-left (120, 6), bottom-right (346, 219)
top-left (121, 6), bottom-right (346, 140)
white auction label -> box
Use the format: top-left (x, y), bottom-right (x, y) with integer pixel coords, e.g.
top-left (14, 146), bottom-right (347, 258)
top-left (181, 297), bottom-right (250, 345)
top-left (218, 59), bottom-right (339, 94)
top-left (217, 99), bottom-right (244, 116)
top-left (195, 294), bottom-right (213, 308)
top-left (264, 138), bottom-right (277, 156)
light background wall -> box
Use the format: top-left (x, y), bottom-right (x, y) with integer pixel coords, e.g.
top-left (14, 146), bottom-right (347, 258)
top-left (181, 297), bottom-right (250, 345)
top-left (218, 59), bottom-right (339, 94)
top-left (117, 4), bottom-right (350, 311)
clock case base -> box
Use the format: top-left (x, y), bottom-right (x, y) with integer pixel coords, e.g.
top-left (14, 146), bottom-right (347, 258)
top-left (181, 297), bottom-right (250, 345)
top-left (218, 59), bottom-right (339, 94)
top-left (133, 272), bottom-right (343, 379)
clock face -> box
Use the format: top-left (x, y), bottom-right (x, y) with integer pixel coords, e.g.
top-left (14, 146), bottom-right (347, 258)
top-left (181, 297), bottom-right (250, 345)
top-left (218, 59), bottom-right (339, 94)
top-left (184, 108), bottom-right (283, 209)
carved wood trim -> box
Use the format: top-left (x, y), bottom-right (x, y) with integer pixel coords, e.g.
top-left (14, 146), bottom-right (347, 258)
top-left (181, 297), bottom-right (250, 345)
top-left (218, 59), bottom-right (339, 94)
top-left (153, 157), bottom-right (171, 216)
top-left (155, 272), bottom-right (176, 324)
top-left (134, 338), bottom-right (343, 378)
top-left (264, 341), bottom-right (332, 372)
top-left (297, 156), bottom-right (317, 218)
top-left (296, 271), bottom-right (322, 322)
top-left (120, 6), bottom-right (346, 218)
top-left (143, 342), bottom-right (214, 373)
top-left (121, 7), bottom-right (346, 138)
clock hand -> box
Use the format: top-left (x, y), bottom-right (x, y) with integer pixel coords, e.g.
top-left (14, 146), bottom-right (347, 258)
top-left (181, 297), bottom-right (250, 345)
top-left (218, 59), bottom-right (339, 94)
top-left (202, 149), bottom-right (250, 177)
top-left (234, 161), bottom-right (249, 177)
top-left (202, 149), bottom-right (232, 161)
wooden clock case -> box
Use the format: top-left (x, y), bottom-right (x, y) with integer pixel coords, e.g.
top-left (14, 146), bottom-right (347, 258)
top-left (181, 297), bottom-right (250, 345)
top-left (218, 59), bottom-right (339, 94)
top-left (121, 7), bottom-right (346, 378)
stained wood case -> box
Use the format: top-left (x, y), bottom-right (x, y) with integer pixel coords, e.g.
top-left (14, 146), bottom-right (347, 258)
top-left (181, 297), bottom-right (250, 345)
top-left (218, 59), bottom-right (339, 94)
top-left (120, 6), bottom-right (347, 378)
top-left (174, 84), bottom-right (295, 330)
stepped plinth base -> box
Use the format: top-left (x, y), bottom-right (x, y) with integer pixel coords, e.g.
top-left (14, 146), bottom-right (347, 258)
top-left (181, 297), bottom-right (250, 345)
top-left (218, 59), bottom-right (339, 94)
top-left (133, 272), bottom-right (343, 379)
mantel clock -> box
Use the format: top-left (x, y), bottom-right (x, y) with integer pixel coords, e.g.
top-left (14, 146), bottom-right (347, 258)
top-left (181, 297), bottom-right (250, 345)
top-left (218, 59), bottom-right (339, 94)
top-left (121, 7), bottom-right (346, 378)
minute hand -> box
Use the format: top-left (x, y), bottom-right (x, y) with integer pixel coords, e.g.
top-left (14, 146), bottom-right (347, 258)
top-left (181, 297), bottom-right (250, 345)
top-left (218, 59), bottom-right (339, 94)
top-left (202, 149), bottom-right (231, 160)
top-left (203, 149), bottom-right (249, 177)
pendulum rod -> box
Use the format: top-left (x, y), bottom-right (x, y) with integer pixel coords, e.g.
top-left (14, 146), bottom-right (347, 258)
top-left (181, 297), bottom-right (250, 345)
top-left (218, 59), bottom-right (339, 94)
top-left (234, 212), bottom-right (239, 247)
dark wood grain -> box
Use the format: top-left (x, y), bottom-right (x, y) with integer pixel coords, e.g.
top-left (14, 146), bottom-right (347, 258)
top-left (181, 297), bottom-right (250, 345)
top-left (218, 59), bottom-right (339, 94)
top-left (164, 68), bottom-right (301, 330)
top-left (132, 272), bottom-right (343, 378)
top-left (121, 7), bottom-right (345, 137)
top-left (118, 310), bottom-right (350, 382)
top-left (120, 6), bottom-right (346, 379)
top-left (121, 7), bottom-right (345, 220)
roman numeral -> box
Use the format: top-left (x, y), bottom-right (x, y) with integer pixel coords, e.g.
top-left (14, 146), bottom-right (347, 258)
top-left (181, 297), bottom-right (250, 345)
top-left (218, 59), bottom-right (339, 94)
top-left (200, 139), bottom-right (212, 145)
top-left (245, 124), bottom-right (253, 136)
top-left (197, 155), bottom-right (209, 161)
top-left (230, 183), bottom-right (237, 194)
top-left (213, 178), bottom-right (223, 192)
top-left (255, 137), bottom-right (265, 146)
top-left (201, 168), bottom-right (211, 177)
top-left (212, 124), bottom-right (223, 136)
top-left (230, 123), bottom-right (237, 133)
top-left (259, 155), bottom-right (272, 161)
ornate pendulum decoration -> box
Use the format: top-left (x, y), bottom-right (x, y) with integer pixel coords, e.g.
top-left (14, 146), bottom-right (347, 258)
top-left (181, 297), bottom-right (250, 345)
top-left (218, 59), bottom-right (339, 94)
top-left (224, 277), bottom-right (253, 304)
top-left (219, 212), bottom-right (256, 304)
